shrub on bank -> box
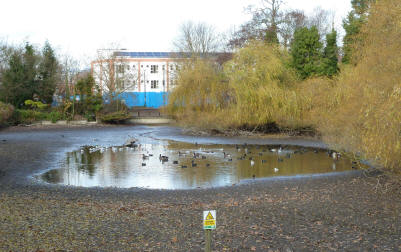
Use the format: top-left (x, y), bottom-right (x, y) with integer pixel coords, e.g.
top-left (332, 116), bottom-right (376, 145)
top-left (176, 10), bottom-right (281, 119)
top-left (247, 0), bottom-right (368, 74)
top-left (98, 111), bottom-right (130, 124)
top-left (0, 102), bottom-right (14, 125)
top-left (314, 0), bottom-right (401, 172)
top-left (10, 109), bottom-right (65, 125)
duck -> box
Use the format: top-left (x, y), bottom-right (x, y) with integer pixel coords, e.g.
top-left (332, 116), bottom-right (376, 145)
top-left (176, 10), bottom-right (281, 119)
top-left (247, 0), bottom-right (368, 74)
top-left (159, 154), bottom-right (168, 162)
top-left (332, 152), bottom-right (340, 160)
top-left (173, 160), bottom-right (179, 164)
top-left (274, 168), bottom-right (279, 172)
top-left (142, 154), bottom-right (149, 160)
top-left (191, 160), bottom-right (197, 167)
top-left (250, 160), bottom-right (255, 166)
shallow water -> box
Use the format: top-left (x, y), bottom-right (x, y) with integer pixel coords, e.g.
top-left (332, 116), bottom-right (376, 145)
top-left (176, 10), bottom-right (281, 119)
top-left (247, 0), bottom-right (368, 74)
top-left (39, 140), bottom-right (360, 189)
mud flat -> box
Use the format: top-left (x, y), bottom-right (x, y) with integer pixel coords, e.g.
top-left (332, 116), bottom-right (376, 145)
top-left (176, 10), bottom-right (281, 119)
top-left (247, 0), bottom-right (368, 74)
top-left (0, 125), bottom-right (399, 251)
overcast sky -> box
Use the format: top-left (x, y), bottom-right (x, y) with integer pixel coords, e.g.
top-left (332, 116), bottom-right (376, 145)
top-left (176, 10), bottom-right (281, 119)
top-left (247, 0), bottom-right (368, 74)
top-left (0, 0), bottom-right (351, 64)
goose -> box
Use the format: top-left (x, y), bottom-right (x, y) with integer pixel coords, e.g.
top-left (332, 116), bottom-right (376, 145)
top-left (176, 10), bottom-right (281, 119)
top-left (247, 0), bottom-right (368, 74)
top-left (250, 160), bottom-right (255, 166)
top-left (206, 163), bottom-right (210, 167)
top-left (142, 154), bottom-right (149, 160)
top-left (274, 168), bottom-right (279, 172)
top-left (141, 163), bottom-right (146, 166)
top-left (332, 152), bottom-right (340, 160)
top-left (191, 160), bottom-right (197, 167)
top-left (173, 160), bottom-right (179, 164)
top-left (181, 165), bottom-right (187, 168)
top-left (223, 152), bottom-right (231, 158)
top-left (159, 154), bottom-right (168, 162)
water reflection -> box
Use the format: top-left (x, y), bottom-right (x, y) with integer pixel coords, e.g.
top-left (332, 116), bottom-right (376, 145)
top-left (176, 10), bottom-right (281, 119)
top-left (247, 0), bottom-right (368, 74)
top-left (40, 142), bottom-right (360, 189)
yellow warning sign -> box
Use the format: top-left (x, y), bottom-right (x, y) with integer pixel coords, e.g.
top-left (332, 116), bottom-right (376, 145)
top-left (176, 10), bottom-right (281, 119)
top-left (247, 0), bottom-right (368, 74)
top-left (203, 210), bottom-right (216, 229)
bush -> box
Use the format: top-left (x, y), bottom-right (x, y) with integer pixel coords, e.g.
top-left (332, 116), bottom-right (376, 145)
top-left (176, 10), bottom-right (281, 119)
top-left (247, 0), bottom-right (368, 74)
top-left (0, 102), bottom-right (14, 125)
top-left (10, 109), bottom-right (65, 125)
top-left (98, 111), bottom-right (130, 124)
top-left (311, 0), bottom-right (401, 172)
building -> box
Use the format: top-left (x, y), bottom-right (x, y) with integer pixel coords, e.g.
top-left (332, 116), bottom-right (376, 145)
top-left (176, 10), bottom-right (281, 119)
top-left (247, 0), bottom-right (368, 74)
top-left (91, 51), bottom-right (183, 108)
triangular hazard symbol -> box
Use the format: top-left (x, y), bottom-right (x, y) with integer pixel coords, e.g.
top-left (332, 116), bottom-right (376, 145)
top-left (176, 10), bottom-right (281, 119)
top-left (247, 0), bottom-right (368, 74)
top-left (206, 212), bottom-right (214, 220)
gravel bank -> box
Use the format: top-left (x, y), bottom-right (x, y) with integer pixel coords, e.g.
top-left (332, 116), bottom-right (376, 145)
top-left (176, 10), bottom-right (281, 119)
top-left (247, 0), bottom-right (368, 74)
top-left (0, 125), bottom-right (400, 251)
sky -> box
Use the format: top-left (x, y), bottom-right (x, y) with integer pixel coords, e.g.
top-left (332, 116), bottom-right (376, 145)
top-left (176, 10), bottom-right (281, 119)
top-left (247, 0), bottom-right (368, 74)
top-left (0, 0), bottom-right (351, 64)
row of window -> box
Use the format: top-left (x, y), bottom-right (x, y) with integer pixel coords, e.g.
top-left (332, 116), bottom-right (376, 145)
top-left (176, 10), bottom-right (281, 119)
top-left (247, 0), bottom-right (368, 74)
top-left (116, 64), bottom-right (179, 74)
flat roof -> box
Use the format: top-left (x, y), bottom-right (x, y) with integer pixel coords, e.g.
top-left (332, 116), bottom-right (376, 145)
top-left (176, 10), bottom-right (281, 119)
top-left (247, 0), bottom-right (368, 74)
top-left (115, 52), bottom-right (178, 58)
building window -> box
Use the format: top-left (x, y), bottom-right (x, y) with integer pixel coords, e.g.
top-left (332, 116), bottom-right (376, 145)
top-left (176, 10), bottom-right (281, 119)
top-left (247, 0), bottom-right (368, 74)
top-left (116, 65), bottom-right (125, 73)
top-left (151, 65), bottom-right (158, 73)
top-left (151, 80), bottom-right (159, 89)
top-left (170, 65), bottom-right (173, 71)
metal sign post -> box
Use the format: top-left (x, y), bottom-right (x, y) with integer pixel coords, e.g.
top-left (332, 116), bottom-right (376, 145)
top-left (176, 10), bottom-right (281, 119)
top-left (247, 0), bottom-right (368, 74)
top-left (203, 210), bottom-right (216, 252)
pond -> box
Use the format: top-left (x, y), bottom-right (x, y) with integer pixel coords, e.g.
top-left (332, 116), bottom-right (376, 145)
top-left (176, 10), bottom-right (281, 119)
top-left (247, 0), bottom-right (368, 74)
top-left (39, 140), bottom-right (361, 189)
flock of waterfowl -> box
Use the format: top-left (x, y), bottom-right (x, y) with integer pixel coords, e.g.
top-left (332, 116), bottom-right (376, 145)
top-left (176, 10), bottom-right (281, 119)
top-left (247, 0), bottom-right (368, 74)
top-left (103, 141), bottom-right (348, 178)
top-left (76, 136), bottom-right (355, 181)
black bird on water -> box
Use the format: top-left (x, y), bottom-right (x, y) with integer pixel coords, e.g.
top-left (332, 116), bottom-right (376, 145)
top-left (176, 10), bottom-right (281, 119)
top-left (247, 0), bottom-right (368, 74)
top-left (159, 154), bottom-right (168, 162)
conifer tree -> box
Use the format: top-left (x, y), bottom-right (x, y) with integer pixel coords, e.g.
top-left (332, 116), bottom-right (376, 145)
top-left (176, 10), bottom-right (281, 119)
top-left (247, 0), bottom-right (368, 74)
top-left (290, 26), bottom-right (322, 79)
top-left (322, 29), bottom-right (339, 77)
top-left (342, 0), bottom-right (374, 63)
top-left (37, 41), bottom-right (58, 104)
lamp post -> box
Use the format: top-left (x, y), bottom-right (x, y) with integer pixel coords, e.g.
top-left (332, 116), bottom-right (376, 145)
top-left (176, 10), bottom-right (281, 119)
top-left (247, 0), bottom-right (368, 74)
top-left (163, 66), bottom-right (166, 106)
top-left (143, 68), bottom-right (147, 107)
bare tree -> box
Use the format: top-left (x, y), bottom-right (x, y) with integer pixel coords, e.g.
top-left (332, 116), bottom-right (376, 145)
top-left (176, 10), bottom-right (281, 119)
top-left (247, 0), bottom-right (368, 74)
top-left (228, 0), bottom-right (284, 48)
top-left (307, 7), bottom-right (335, 42)
top-left (57, 54), bottom-right (81, 116)
top-left (280, 10), bottom-right (308, 49)
top-left (173, 21), bottom-right (221, 56)
top-left (91, 46), bottom-right (137, 110)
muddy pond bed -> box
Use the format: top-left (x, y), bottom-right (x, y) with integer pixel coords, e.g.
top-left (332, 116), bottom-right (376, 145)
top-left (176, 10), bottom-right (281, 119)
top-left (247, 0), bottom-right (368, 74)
top-left (1, 125), bottom-right (399, 251)
top-left (38, 140), bottom-right (362, 189)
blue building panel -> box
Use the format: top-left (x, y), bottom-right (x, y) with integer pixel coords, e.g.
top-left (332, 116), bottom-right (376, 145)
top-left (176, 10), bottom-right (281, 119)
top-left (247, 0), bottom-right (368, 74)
top-left (118, 92), bottom-right (169, 108)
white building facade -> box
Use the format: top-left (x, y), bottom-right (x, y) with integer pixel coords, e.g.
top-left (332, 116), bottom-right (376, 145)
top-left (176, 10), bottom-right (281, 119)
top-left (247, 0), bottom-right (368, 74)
top-left (91, 52), bottom-right (181, 108)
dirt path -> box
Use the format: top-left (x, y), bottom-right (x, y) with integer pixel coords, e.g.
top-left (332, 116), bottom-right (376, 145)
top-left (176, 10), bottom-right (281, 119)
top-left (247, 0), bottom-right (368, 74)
top-left (0, 126), bottom-right (400, 251)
